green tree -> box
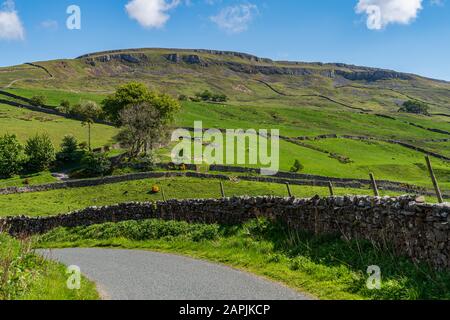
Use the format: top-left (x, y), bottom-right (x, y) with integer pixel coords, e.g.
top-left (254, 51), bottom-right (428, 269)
top-left (59, 99), bottom-right (71, 113)
top-left (24, 134), bottom-right (55, 173)
top-left (102, 82), bottom-right (151, 124)
top-left (82, 152), bottom-right (111, 177)
top-left (212, 93), bottom-right (228, 102)
top-left (74, 101), bottom-right (103, 151)
top-left (195, 90), bottom-right (213, 101)
top-left (290, 159), bottom-right (304, 173)
top-left (0, 134), bottom-right (23, 178)
top-left (399, 100), bottom-right (430, 115)
top-left (30, 95), bottom-right (47, 107)
top-left (57, 135), bottom-right (79, 162)
top-left (117, 94), bottom-right (180, 158)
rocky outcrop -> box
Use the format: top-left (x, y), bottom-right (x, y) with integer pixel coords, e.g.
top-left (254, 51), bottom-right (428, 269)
top-left (86, 53), bottom-right (148, 65)
top-left (335, 69), bottom-right (414, 82)
top-left (182, 54), bottom-right (204, 65)
top-left (77, 48), bottom-right (420, 82)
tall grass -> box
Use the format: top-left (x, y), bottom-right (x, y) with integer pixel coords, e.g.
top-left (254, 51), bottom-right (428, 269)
top-left (0, 234), bottom-right (40, 299)
top-left (0, 233), bottom-right (98, 300)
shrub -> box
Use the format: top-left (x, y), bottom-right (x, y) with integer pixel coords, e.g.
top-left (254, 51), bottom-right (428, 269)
top-left (78, 141), bottom-right (88, 151)
top-left (131, 153), bottom-right (157, 171)
top-left (189, 96), bottom-right (201, 102)
top-left (211, 94), bottom-right (228, 102)
top-left (24, 134), bottom-right (56, 173)
top-left (290, 159), bottom-right (304, 173)
top-left (195, 90), bottom-right (213, 101)
top-left (194, 90), bottom-right (228, 103)
top-left (399, 100), bottom-right (430, 115)
top-left (59, 100), bottom-right (71, 113)
top-left (81, 152), bottom-right (111, 177)
top-left (57, 135), bottom-right (80, 162)
top-left (30, 95), bottom-right (47, 107)
top-left (0, 134), bottom-right (23, 178)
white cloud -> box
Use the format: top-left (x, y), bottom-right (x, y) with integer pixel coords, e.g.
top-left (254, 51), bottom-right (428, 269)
top-left (0, 0), bottom-right (24, 40)
top-left (210, 4), bottom-right (258, 34)
top-left (125, 0), bottom-right (181, 28)
top-left (356, 0), bottom-right (424, 30)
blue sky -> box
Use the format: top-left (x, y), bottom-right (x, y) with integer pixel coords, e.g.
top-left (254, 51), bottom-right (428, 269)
top-left (0, 0), bottom-right (449, 80)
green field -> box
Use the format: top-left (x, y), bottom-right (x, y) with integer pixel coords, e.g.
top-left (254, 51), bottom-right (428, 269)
top-left (0, 171), bottom-right (57, 188)
top-left (0, 103), bottom-right (118, 148)
top-left (0, 176), bottom-right (407, 217)
top-left (4, 87), bottom-right (107, 106)
top-left (0, 47), bottom-right (448, 206)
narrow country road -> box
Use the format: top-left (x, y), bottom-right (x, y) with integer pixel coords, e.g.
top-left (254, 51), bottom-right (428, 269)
top-left (39, 248), bottom-right (311, 300)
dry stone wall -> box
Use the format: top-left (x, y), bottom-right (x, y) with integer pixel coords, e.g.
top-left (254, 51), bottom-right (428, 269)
top-left (0, 196), bottom-right (448, 270)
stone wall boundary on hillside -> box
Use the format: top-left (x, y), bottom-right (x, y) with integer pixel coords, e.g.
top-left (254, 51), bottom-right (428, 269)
top-left (1, 167), bottom-right (448, 199)
top-left (0, 196), bottom-right (448, 270)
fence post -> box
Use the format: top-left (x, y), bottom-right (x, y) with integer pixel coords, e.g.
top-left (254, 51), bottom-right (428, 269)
top-left (328, 181), bottom-right (334, 196)
top-left (220, 181), bottom-right (226, 198)
top-left (425, 156), bottom-right (444, 203)
top-left (286, 183), bottom-right (293, 197)
top-left (161, 186), bottom-right (166, 202)
top-left (369, 173), bottom-right (380, 197)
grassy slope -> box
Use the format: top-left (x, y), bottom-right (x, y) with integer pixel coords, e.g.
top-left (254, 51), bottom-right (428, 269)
top-left (0, 48), bottom-right (448, 194)
top-left (1, 96), bottom-right (449, 189)
top-left (159, 135), bottom-right (450, 189)
top-left (0, 234), bottom-right (98, 300)
top-left (2, 49), bottom-right (450, 114)
top-left (36, 219), bottom-right (450, 300)
top-left (176, 101), bottom-right (450, 139)
top-left (3, 87), bottom-right (107, 106)
top-left (0, 172), bottom-right (57, 188)
top-left (0, 65), bottom-right (48, 88)
top-left (0, 103), bottom-right (118, 148)
top-left (0, 176), bottom-right (408, 217)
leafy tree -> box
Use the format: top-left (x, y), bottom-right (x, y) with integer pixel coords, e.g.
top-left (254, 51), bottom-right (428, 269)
top-left (102, 82), bottom-right (152, 124)
top-left (73, 101), bottom-right (103, 151)
top-left (30, 95), bottom-right (47, 107)
top-left (0, 134), bottom-right (23, 178)
top-left (194, 90), bottom-right (227, 103)
top-left (78, 141), bottom-right (89, 151)
top-left (195, 90), bottom-right (213, 101)
top-left (24, 134), bottom-right (55, 173)
top-left (399, 100), bottom-right (430, 115)
top-left (57, 135), bottom-right (79, 162)
top-left (290, 159), bottom-right (304, 173)
top-left (212, 93), bottom-right (228, 102)
top-left (59, 99), bottom-right (71, 113)
top-left (117, 95), bottom-right (180, 158)
top-left (82, 152), bottom-right (111, 177)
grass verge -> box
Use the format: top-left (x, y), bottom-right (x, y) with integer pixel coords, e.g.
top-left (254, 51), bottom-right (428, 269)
top-left (0, 233), bottom-right (99, 300)
top-left (35, 219), bottom-right (450, 300)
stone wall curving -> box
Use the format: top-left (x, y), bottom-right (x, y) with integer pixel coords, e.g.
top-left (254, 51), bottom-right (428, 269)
top-left (0, 196), bottom-right (448, 270)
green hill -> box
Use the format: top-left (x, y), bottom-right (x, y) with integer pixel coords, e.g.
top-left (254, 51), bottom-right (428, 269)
top-left (0, 48), bottom-right (449, 191)
top-left (1, 48), bottom-right (450, 114)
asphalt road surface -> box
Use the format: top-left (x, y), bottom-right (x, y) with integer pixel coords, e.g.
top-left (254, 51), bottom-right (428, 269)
top-left (39, 248), bottom-right (311, 300)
